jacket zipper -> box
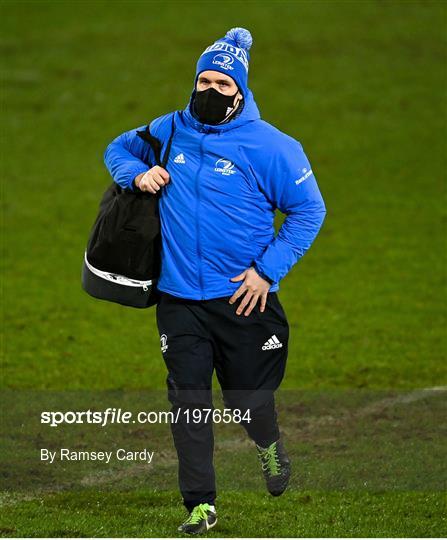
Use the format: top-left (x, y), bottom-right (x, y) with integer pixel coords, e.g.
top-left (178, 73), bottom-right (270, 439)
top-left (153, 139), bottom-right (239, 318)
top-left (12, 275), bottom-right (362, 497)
top-left (195, 133), bottom-right (206, 299)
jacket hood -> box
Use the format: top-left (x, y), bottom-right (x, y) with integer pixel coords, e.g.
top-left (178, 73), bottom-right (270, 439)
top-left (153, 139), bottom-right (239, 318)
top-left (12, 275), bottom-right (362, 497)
top-left (183, 86), bottom-right (261, 133)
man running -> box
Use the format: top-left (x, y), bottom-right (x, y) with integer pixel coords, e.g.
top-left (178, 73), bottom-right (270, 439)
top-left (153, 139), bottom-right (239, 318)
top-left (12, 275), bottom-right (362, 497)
top-left (104, 27), bottom-right (326, 535)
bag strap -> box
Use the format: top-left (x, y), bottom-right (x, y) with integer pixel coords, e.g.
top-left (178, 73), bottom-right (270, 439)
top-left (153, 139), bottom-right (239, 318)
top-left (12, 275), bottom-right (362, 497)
top-left (161, 113), bottom-right (176, 168)
top-left (136, 112), bottom-right (176, 168)
top-left (136, 127), bottom-right (161, 165)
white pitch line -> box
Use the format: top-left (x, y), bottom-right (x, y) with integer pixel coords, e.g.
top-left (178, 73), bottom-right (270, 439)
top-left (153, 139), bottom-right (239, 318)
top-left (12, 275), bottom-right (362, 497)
top-left (357, 386), bottom-right (447, 416)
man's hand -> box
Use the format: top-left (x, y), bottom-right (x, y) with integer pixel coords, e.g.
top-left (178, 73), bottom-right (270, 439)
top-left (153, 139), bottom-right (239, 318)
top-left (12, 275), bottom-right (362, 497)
top-left (135, 166), bottom-right (170, 194)
top-left (229, 267), bottom-right (271, 316)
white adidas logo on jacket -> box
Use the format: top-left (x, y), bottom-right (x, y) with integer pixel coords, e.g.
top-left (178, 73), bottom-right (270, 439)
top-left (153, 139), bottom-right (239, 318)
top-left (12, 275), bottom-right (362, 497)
top-left (174, 153), bottom-right (186, 164)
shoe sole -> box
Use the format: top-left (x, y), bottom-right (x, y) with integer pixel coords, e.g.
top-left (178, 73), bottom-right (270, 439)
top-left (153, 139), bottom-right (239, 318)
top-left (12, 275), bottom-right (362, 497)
top-left (179, 517), bottom-right (217, 535)
top-left (270, 488), bottom-right (287, 496)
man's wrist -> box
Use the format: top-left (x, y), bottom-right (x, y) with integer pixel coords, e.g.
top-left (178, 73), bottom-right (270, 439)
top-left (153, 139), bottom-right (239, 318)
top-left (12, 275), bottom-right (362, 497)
top-left (252, 264), bottom-right (274, 285)
top-left (134, 173), bottom-right (144, 189)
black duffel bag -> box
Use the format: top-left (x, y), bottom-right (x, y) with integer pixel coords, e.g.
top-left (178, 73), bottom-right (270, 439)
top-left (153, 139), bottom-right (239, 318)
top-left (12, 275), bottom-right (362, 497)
top-left (82, 114), bottom-right (176, 308)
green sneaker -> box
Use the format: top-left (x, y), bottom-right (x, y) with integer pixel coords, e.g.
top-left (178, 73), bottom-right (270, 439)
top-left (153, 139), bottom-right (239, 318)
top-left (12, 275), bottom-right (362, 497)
top-left (256, 439), bottom-right (291, 496)
top-left (177, 503), bottom-right (217, 535)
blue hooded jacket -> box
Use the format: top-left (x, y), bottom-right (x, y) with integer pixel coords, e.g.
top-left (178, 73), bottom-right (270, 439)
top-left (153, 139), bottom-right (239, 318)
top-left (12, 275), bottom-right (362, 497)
top-left (104, 88), bottom-right (326, 300)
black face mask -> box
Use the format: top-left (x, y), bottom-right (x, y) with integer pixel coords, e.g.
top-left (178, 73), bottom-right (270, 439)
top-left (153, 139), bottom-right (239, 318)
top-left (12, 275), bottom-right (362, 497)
top-left (193, 87), bottom-right (239, 125)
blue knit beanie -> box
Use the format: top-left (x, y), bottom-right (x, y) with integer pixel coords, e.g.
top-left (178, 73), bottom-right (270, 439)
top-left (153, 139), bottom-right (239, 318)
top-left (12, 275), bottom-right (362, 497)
top-left (194, 27), bottom-right (253, 96)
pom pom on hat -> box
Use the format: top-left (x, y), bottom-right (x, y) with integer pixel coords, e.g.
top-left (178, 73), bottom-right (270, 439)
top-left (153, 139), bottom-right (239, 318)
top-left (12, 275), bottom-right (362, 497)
top-left (225, 27), bottom-right (253, 51)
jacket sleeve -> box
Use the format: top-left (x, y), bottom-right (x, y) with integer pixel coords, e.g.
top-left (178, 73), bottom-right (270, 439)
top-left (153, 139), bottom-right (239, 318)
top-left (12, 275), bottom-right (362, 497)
top-left (103, 126), bottom-right (154, 191)
top-left (252, 137), bottom-right (326, 284)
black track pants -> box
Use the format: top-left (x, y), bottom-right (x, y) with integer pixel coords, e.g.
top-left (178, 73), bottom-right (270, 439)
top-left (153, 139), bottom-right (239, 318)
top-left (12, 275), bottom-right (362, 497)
top-left (156, 291), bottom-right (289, 511)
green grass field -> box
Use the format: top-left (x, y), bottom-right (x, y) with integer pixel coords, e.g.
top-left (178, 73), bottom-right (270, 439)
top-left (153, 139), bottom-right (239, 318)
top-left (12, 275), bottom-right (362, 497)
top-left (1, 0), bottom-right (446, 537)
